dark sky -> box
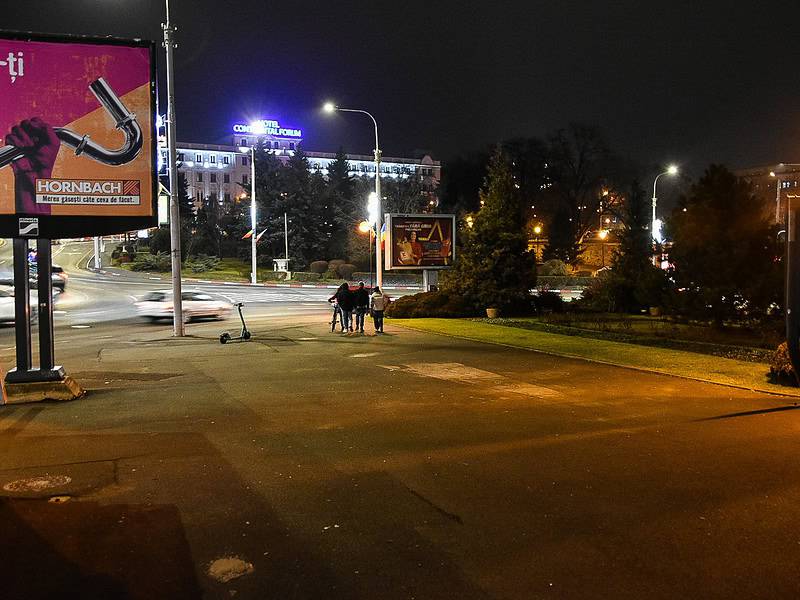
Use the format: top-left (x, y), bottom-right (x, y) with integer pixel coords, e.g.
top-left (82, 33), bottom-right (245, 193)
top-left (5, 1), bottom-right (800, 172)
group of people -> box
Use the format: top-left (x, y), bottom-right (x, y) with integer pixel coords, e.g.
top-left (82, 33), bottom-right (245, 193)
top-left (328, 282), bottom-right (390, 334)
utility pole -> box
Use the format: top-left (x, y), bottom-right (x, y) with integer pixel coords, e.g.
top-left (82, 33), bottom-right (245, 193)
top-left (163, 0), bottom-right (184, 335)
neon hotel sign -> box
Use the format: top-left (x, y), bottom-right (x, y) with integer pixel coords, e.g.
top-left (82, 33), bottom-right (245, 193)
top-left (232, 119), bottom-right (302, 139)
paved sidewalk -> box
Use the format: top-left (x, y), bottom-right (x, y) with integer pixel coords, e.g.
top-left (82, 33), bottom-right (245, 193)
top-left (1, 314), bottom-right (799, 599)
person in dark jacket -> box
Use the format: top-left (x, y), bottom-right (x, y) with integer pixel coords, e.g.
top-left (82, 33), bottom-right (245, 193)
top-left (353, 281), bottom-right (370, 334)
top-left (328, 282), bottom-right (355, 333)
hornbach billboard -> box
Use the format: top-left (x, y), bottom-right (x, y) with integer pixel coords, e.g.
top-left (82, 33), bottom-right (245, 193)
top-left (0, 31), bottom-right (157, 238)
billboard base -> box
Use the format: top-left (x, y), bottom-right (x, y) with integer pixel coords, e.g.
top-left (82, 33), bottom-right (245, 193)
top-left (2, 373), bottom-right (85, 405)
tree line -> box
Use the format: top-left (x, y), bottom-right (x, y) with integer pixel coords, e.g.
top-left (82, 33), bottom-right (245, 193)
top-left (149, 145), bottom-right (434, 271)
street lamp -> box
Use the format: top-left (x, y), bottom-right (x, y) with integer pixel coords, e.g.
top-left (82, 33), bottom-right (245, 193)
top-left (598, 229), bottom-right (609, 268)
top-left (769, 165), bottom-right (800, 225)
top-left (323, 102), bottom-right (383, 288)
top-left (533, 224), bottom-right (543, 263)
top-left (357, 220), bottom-right (374, 286)
top-left (239, 144), bottom-right (257, 284)
top-left (651, 164), bottom-right (679, 265)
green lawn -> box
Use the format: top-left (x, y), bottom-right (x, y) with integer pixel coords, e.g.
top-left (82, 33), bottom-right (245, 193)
top-left (389, 318), bottom-right (798, 397)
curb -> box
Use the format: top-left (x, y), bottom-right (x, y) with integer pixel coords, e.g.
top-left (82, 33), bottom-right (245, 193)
top-left (85, 268), bottom-right (421, 290)
top-left (390, 321), bottom-right (800, 399)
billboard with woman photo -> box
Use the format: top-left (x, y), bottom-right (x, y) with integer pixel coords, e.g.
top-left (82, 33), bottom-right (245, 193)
top-left (384, 213), bottom-right (456, 270)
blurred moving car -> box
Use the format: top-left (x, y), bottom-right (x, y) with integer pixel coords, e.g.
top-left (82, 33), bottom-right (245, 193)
top-left (0, 265), bottom-right (67, 292)
top-left (0, 286), bottom-right (38, 324)
top-left (136, 290), bottom-right (232, 322)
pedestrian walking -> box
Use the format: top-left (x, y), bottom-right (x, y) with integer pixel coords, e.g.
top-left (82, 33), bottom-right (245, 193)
top-left (370, 286), bottom-right (390, 334)
top-left (353, 281), bottom-right (370, 334)
top-left (328, 282), bottom-right (355, 333)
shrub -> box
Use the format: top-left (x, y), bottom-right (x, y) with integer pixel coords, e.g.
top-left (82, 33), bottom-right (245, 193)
top-left (338, 263), bottom-right (357, 280)
top-left (290, 272), bottom-right (321, 282)
top-left (769, 342), bottom-right (797, 386)
top-left (322, 269), bottom-right (339, 280)
top-left (385, 291), bottom-right (479, 318)
top-left (310, 261), bottom-right (328, 274)
top-left (328, 259), bottom-right (345, 270)
top-left (261, 271), bottom-right (287, 281)
top-left (185, 254), bottom-right (220, 273)
top-left (149, 227), bottom-right (171, 255)
top-left (130, 252), bottom-right (171, 272)
top-left (539, 259), bottom-right (568, 276)
top-left (534, 290), bottom-right (564, 313)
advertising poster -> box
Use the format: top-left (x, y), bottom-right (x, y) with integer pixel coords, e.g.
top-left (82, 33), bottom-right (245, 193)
top-left (385, 213), bottom-right (456, 270)
top-left (0, 32), bottom-right (157, 238)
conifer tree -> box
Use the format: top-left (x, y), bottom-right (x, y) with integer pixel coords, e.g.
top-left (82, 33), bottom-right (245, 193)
top-left (442, 148), bottom-right (537, 312)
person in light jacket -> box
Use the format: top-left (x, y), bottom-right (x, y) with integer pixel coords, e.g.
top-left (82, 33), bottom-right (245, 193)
top-left (370, 286), bottom-right (390, 334)
top-left (353, 281), bottom-right (370, 334)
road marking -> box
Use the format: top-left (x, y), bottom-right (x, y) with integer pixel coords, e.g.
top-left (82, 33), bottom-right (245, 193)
top-left (350, 352), bottom-right (379, 358)
top-left (148, 277), bottom-right (161, 280)
top-left (53, 310), bottom-right (67, 315)
top-left (70, 325), bottom-right (91, 329)
top-left (387, 362), bottom-right (562, 398)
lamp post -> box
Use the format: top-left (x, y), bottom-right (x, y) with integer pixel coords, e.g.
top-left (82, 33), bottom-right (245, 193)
top-left (533, 224), bottom-right (542, 263)
top-left (162, 0), bottom-right (184, 335)
top-left (358, 220), bottom-right (373, 286)
top-left (770, 165), bottom-right (800, 225)
top-left (324, 102), bottom-right (383, 288)
top-left (598, 228), bottom-right (608, 268)
top-left (651, 164), bottom-right (678, 266)
top-left (238, 144), bottom-right (257, 284)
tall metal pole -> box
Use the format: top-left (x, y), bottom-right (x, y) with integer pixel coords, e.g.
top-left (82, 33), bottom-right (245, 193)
top-left (332, 107), bottom-right (383, 288)
top-left (786, 195), bottom-right (800, 379)
top-left (163, 0), bottom-right (184, 335)
top-left (93, 236), bottom-right (101, 269)
top-left (250, 146), bottom-right (257, 285)
top-left (284, 212), bottom-right (289, 262)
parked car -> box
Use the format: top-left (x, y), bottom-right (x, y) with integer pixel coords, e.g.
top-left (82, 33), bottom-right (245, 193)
top-left (135, 290), bottom-right (232, 322)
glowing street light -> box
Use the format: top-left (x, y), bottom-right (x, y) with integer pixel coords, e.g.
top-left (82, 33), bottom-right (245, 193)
top-left (652, 164), bottom-right (679, 248)
top-left (533, 225), bottom-right (542, 235)
top-left (323, 101), bottom-right (383, 287)
top-left (358, 220), bottom-right (372, 234)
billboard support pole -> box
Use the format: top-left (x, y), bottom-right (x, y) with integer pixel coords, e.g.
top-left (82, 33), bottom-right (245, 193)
top-left (9, 238), bottom-right (31, 377)
top-left (163, 0), bottom-right (184, 335)
top-left (93, 236), bottom-right (101, 269)
top-left (36, 238), bottom-right (60, 377)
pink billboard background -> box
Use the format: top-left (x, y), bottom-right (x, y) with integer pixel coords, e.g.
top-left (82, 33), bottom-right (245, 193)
top-left (0, 36), bottom-right (153, 217)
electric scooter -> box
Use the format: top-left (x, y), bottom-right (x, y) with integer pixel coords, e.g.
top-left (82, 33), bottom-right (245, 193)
top-left (219, 302), bottom-right (251, 344)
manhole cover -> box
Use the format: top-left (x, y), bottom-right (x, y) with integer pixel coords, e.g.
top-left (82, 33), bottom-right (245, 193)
top-left (3, 475), bottom-right (72, 493)
top-left (48, 495), bottom-right (71, 503)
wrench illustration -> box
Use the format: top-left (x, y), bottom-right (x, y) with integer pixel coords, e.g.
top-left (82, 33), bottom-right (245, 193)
top-left (0, 77), bottom-right (143, 169)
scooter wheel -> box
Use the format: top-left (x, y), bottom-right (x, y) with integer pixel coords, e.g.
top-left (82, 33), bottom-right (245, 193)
top-left (219, 333), bottom-right (231, 344)
top-left (242, 330), bottom-right (251, 340)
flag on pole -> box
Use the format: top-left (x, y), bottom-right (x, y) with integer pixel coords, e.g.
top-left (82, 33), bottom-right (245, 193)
top-left (380, 222), bottom-right (387, 248)
top-left (255, 228), bottom-right (267, 243)
top-left (242, 229), bottom-right (253, 239)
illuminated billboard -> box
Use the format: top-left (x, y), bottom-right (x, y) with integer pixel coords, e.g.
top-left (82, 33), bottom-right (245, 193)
top-left (384, 213), bottom-right (456, 270)
top-left (0, 31), bottom-right (157, 238)
top-left (232, 119), bottom-right (302, 139)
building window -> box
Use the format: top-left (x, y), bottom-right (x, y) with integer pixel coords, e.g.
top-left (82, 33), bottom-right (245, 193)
top-left (274, 142), bottom-right (280, 149)
top-left (210, 173), bottom-right (217, 183)
top-left (197, 173), bottom-right (203, 182)
top-left (210, 155), bottom-right (216, 164)
top-left (243, 174), bottom-right (249, 185)
top-left (224, 193), bottom-right (231, 202)
top-left (195, 153), bottom-right (202, 162)
top-left (177, 152), bottom-right (184, 161)
top-left (222, 155), bottom-right (229, 165)
top-left (241, 156), bottom-right (248, 167)
top-left (241, 138), bottom-right (248, 146)
top-left (289, 142), bottom-right (295, 150)
top-left (224, 174), bottom-right (230, 183)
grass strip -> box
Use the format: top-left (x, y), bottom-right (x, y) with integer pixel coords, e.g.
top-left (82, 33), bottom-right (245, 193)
top-left (390, 318), bottom-right (799, 397)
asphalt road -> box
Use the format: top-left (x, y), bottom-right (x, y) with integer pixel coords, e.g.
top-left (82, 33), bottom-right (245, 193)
top-left (1, 242), bottom-right (799, 599)
top-left (0, 240), bottom-right (363, 332)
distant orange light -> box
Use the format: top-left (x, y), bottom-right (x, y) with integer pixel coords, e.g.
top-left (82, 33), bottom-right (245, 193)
top-left (358, 220), bottom-right (371, 234)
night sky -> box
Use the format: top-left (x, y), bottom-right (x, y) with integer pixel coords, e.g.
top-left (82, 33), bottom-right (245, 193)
top-left (5, 1), bottom-right (800, 173)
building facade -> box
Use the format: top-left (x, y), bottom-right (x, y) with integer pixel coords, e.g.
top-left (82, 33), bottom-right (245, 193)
top-left (158, 117), bottom-right (441, 207)
top-left (735, 163), bottom-right (800, 226)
